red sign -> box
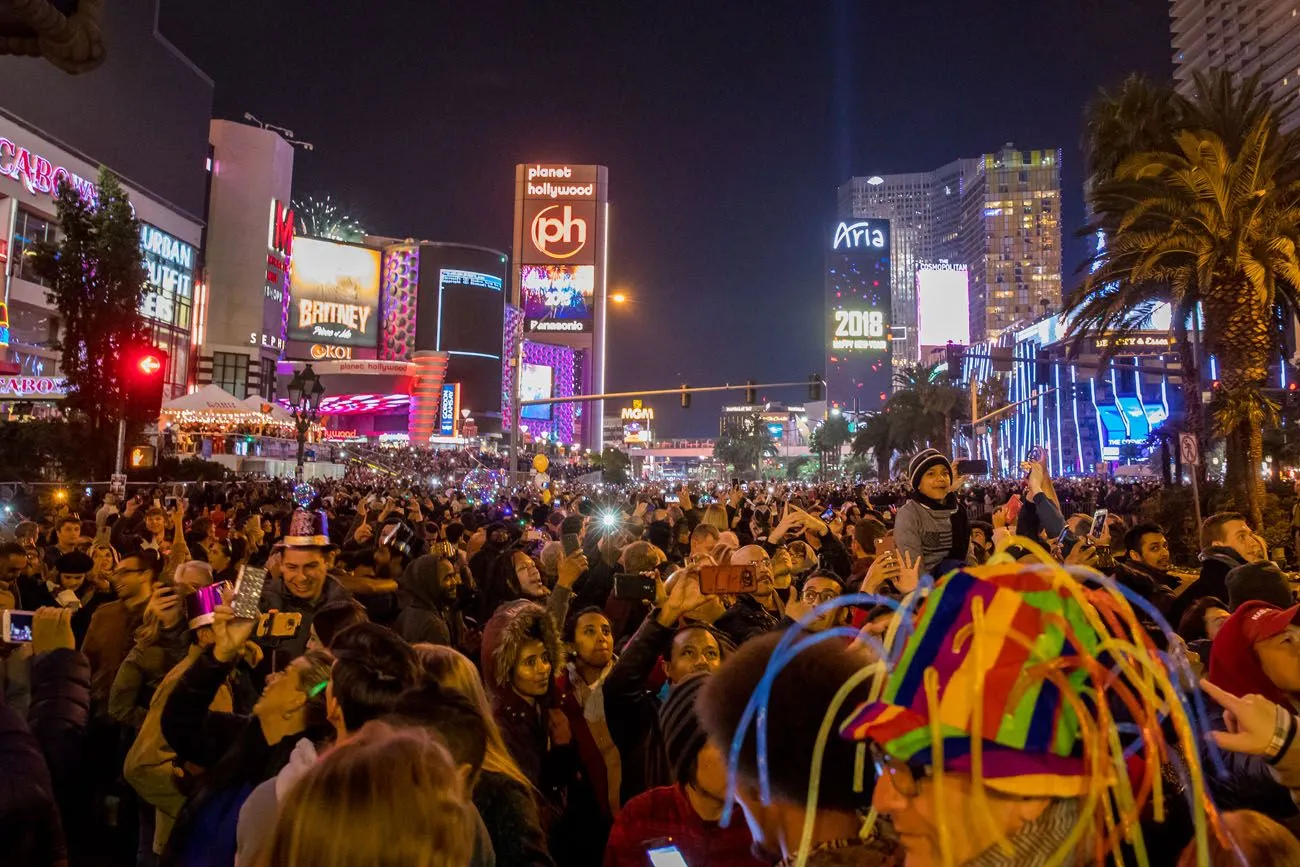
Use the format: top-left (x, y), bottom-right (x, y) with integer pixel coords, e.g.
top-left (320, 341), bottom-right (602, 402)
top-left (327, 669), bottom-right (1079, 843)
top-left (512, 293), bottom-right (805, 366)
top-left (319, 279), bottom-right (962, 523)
top-left (0, 137), bottom-right (98, 202)
top-left (269, 200), bottom-right (294, 257)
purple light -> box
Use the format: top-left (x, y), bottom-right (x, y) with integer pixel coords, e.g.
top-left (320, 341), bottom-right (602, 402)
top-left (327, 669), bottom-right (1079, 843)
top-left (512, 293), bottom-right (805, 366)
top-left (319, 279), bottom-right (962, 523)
top-left (517, 341), bottom-right (575, 444)
top-left (281, 393), bottom-right (411, 416)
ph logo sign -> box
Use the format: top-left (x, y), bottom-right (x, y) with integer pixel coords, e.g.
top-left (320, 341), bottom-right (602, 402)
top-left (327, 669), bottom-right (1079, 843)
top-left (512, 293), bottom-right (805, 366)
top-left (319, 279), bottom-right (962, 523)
top-left (531, 204), bottom-right (587, 260)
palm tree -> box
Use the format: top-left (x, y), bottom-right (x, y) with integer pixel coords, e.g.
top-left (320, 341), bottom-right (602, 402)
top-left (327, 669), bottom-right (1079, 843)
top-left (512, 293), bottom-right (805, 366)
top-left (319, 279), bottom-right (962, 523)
top-left (811, 413), bottom-right (853, 477)
top-left (713, 413), bottom-right (778, 476)
top-left (1068, 73), bottom-right (1300, 526)
top-left (851, 410), bottom-right (899, 483)
top-left (975, 376), bottom-right (1010, 476)
top-left (891, 363), bottom-right (967, 452)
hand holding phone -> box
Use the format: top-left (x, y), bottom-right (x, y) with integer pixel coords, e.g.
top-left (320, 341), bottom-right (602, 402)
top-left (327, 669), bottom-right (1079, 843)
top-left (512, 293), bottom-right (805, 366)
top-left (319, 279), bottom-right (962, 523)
top-left (2, 610), bottom-right (33, 643)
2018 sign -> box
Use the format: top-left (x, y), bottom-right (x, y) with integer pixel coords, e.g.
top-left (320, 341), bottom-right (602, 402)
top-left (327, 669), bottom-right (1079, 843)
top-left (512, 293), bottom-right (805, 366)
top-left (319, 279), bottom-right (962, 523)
top-left (833, 309), bottom-right (885, 339)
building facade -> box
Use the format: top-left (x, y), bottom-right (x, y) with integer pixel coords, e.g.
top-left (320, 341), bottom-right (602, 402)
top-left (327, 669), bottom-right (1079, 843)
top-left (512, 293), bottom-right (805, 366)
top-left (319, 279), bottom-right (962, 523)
top-left (838, 144), bottom-right (1061, 354)
top-left (1171, 0), bottom-right (1300, 130)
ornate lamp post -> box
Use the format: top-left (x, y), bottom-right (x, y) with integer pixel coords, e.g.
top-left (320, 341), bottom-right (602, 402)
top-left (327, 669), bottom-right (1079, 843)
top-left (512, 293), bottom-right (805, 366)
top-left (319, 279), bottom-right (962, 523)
top-left (287, 365), bottom-right (325, 482)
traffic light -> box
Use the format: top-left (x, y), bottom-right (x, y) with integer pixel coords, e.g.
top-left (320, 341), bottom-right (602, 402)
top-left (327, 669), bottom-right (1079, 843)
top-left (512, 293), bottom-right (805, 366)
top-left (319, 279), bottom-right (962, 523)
top-left (121, 344), bottom-right (168, 419)
top-left (1034, 349), bottom-right (1051, 386)
top-left (744, 379), bottom-right (757, 404)
top-left (129, 445), bottom-right (156, 468)
top-left (680, 384), bottom-right (691, 409)
top-left (808, 374), bottom-right (823, 401)
top-left (944, 342), bottom-right (965, 379)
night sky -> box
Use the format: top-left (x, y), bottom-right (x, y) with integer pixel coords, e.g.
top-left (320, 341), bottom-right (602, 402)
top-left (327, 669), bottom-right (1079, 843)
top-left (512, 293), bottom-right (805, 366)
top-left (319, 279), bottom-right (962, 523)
top-left (161, 0), bottom-right (1171, 438)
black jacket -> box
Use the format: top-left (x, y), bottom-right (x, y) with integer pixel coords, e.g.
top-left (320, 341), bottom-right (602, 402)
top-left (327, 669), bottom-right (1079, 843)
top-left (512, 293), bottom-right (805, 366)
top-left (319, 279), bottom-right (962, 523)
top-left (0, 699), bottom-right (66, 867)
top-left (28, 648), bottom-right (91, 848)
top-left (713, 595), bottom-right (781, 648)
top-left (602, 614), bottom-right (675, 802)
top-left (1170, 547), bottom-right (1245, 624)
top-left (1201, 701), bottom-right (1299, 822)
top-left (473, 770), bottom-right (555, 867)
top-left (1111, 561), bottom-right (1177, 617)
top-left (256, 575), bottom-right (352, 663)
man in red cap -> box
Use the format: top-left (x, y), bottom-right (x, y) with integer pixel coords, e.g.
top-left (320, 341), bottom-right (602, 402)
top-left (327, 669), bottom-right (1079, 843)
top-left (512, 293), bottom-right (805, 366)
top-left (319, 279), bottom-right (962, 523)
top-left (1204, 600), bottom-right (1300, 823)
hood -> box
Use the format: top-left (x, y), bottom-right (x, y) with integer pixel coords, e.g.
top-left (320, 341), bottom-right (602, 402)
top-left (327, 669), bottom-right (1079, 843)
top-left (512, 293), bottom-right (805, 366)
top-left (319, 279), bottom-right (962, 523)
top-left (399, 554), bottom-right (450, 610)
top-left (1207, 602), bottom-right (1291, 706)
top-left (274, 736), bottom-right (320, 803)
top-left (1199, 546), bottom-right (1247, 570)
top-left (479, 599), bottom-right (563, 698)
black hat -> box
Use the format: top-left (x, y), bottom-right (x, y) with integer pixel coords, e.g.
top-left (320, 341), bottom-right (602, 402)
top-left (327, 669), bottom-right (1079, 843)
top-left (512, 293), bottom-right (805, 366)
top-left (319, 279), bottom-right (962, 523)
top-left (908, 448), bottom-right (953, 490)
top-left (660, 672), bottom-right (710, 785)
top-left (55, 551), bottom-right (94, 575)
top-left (1228, 561), bottom-right (1295, 611)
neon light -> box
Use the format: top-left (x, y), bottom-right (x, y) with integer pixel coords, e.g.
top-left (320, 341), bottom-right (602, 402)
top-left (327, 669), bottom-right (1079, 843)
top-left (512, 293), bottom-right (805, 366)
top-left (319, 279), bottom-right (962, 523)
top-left (447, 350), bottom-right (500, 360)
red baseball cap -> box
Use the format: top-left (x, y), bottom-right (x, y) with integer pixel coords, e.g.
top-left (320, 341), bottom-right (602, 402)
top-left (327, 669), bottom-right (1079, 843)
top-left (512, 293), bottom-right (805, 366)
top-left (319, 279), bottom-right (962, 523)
top-left (1238, 600), bottom-right (1300, 645)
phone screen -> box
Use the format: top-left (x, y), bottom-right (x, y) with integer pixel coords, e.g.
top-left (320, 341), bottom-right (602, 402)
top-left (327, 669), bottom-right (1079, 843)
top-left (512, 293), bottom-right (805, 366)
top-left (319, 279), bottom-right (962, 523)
top-left (1090, 509), bottom-right (1109, 539)
top-left (562, 534), bottom-right (581, 556)
top-left (5, 610), bottom-right (34, 643)
top-left (647, 846), bottom-right (689, 867)
top-left (821, 508), bottom-right (835, 521)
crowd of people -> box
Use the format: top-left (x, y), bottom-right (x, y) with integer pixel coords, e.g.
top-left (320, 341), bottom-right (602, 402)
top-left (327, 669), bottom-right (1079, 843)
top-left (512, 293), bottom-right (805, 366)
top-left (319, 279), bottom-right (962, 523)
top-left (3, 448), bottom-right (1300, 866)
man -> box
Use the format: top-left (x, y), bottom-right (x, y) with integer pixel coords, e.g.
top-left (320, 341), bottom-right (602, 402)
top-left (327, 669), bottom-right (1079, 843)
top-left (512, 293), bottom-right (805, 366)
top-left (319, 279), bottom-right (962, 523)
top-left (1171, 512), bottom-right (1263, 624)
top-left (689, 523), bottom-right (720, 562)
top-left (0, 542), bottom-right (27, 602)
top-left (840, 562), bottom-right (1201, 866)
top-left (605, 674), bottom-right (766, 866)
top-left (95, 493), bottom-right (120, 535)
top-left (782, 571), bottom-right (848, 634)
top-left (1113, 523), bottom-right (1178, 614)
top-left (848, 516), bottom-right (887, 589)
top-left (81, 551), bottom-right (162, 714)
top-left (604, 570), bottom-right (723, 802)
top-left (713, 545), bottom-right (784, 647)
top-left (44, 516), bottom-right (82, 568)
top-left (697, 631), bottom-right (896, 866)
top-left (968, 520), bottom-right (994, 565)
top-left (258, 509), bottom-right (353, 662)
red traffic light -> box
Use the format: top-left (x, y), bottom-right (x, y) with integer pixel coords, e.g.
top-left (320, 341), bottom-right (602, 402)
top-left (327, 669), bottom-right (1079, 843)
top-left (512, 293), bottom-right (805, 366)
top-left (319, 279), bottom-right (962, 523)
top-left (137, 354), bottom-right (163, 376)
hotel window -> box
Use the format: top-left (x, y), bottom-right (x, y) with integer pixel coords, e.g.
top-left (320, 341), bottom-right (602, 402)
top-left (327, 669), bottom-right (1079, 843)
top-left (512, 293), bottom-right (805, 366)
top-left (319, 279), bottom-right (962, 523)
top-left (11, 209), bottom-right (59, 287)
top-left (211, 351), bottom-right (249, 399)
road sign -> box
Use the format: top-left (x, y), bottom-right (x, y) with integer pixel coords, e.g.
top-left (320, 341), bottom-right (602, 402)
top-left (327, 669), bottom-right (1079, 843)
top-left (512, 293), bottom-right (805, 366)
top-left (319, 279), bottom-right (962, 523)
top-left (110, 473), bottom-right (127, 496)
top-left (1179, 432), bottom-right (1200, 466)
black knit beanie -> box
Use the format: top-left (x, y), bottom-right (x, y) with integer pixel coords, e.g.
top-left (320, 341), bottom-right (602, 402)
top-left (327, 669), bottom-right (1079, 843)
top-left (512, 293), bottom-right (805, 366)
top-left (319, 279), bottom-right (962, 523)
top-left (908, 448), bottom-right (953, 490)
top-left (660, 672), bottom-right (710, 785)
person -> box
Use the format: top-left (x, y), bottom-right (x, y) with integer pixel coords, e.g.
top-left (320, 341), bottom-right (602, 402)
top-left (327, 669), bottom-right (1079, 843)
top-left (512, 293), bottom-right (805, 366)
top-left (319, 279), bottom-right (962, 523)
top-left (893, 449), bottom-right (970, 577)
top-left (303, 598), bottom-right (369, 651)
top-left (713, 545), bottom-right (784, 646)
top-left (782, 570), bottom-right (849, 633)
top-left (551, 607), bottom-right (621, 867)
top-left (1177, 808), bottom-right (1300, 866)
top-left (698, 631), bottom-right (898, 866)
top-left (1170, 512), bottom-right (1262, 624)
top-left (234, 623), bottom-right (420, 865)
top-left (52, 551), bottom-right (114, 644)
top-left (415, 643), bottom-right (555, 867)
top-left (257, 509), bottom-right (353, 664)
top-left (479, 599), bottom-right (566, 792)
top-left (604, 570), bottom-right (723, 801)
top-left (394, 552), bottom-right (463, 647)
top-left (605, 673), bottom-right (766, 867)
top-left (1178, 595), bottom-right (1230, 665)
top-left (159, 587), bottom-right (334, 867)
top-left (96, 492), bottom-right (121, 534)
top-left (968, 520), bottom-right (994, 565)
top-left (1226, 561), bottom-right (1295, 611)
top-left (44, 515), bottom-right (83, 568)
top-left (842, 560), bottom-right (1211, 866)
top-left (252, 721), bottom-right (476, 867)
top-left (81, 550), bottom-right (160, 715)
top-left (481, 544), bottom-right (550, 621)
top-left (690, 523), bottom-right (721, 562)
top-left (847, 515), bottom-right (887, 589)
top-left (1114, 522), bottom-right (1179, 614)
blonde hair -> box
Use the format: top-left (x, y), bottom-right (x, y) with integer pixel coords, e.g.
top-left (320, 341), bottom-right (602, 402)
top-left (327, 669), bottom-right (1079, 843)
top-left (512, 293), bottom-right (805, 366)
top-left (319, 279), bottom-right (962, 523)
top-left (411, 643), bottom-right (533, 791)
top-left (258, 721), bottom-right (472, 867)
top-left (1178, 810), bottom-right (1300, 867)
top-left (702, 504), bottom-right (729, 531)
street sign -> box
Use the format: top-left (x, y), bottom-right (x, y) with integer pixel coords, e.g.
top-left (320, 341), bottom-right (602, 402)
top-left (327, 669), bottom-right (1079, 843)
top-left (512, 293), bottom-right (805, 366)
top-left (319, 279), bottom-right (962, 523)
top-left (1179, 432), bottom-right (1200, 466)
top-left (110, 473), bottom-right (127, 496)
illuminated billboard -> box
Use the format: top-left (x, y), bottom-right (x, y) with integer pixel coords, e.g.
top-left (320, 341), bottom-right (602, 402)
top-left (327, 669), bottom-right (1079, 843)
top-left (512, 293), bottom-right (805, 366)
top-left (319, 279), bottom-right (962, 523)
top-left (519, 362), bottom-right (554, 420)
top-left (520, 264), bottom-right (594, 333)
top-left (825, 219), bottom-right (892, 411)
top-left (916, 264), bottom-right (970, 349)
top-left (288, 237), bottom-right (381, 348)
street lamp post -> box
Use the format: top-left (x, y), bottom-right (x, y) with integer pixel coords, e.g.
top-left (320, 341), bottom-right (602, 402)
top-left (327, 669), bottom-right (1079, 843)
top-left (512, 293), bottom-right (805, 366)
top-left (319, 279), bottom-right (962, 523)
top-left (287, 364), bottom-right (325, 482)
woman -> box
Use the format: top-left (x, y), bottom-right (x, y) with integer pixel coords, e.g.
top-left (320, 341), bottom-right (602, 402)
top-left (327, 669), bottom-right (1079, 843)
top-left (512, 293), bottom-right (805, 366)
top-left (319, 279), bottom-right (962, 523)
top-left (254, 722), bottom-right (474, 867)
top-left (415, 643), bottom-right (555, 867)
top-left (1178, 595), bottom-right (1230, 665)
top-left (159, 593), bottom-right (333, 867)
top-left (480, 545), bottom-right (549, 621)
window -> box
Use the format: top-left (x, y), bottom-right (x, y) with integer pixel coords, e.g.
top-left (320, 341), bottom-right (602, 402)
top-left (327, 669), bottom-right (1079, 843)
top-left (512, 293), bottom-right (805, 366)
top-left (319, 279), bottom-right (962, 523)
top-left (11, 209), bottom-right (59, 287)
top-left (259, 358), bottom-right (276, 400)
top-left (211, 351), bottom-right (249, 399)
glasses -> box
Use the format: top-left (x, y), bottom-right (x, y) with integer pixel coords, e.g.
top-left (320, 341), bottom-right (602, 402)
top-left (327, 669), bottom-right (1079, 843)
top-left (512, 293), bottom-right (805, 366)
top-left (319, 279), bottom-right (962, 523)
top-left (801, 588), bottom-right (840, 605)
top-left (869, 742), bottom-right (930, 798)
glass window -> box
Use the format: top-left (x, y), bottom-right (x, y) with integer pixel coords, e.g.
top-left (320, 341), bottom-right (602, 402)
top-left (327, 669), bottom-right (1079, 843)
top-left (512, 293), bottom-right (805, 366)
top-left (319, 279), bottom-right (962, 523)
top-left (7, 300), bottom-right (59, 348)
top-left (211, 351), bottom-right (249, 399)
top-left (11, 209), bottom-right (59, 287)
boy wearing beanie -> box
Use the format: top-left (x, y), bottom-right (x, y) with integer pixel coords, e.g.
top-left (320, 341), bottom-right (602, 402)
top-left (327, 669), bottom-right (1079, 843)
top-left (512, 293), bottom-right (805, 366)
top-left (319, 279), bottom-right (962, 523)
top-left (894, 449), bottom-right (970, 578)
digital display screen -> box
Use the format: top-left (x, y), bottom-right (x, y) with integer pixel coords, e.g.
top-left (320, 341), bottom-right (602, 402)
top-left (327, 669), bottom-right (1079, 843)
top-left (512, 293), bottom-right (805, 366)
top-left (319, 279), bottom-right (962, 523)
top-left (520, 264), bottom-right (594, 333)
top-left (520, 362), bottom-right (554, 420)
top-left (6, 611), bottom-right (33, 643)
top-left (437, 269), bottom-right (504, 356)
top-left (825, 219), bottom-right (892, 411)
top-left (916, 265), bottom-right (970, 348)
top-left (288, 238), bottom-right (381, 347)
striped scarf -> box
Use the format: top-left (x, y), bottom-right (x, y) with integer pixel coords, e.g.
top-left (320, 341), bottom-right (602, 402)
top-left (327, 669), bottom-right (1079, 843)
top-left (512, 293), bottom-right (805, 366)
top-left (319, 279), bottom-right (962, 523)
top-left (963, 798), bottom-right (1083, 867)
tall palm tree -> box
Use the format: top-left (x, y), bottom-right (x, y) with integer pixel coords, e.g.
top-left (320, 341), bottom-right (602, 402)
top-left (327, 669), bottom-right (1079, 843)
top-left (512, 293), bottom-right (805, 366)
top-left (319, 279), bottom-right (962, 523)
top-left (713, 413), bottom-right (778, 476)
top-left (1068, 112), bottom-right (1300, 526)
top-left (892, 363), bottom-right (967, 452)
top-left (851, 410), bottom-right (898, 483)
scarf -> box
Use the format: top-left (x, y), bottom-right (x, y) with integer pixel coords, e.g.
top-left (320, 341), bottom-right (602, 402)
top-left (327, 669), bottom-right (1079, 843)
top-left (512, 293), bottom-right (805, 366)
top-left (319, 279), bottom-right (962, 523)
top-left (566, 660), bottom-right (622, 817)
top-left (963, 798), bottom-right (1083, 867)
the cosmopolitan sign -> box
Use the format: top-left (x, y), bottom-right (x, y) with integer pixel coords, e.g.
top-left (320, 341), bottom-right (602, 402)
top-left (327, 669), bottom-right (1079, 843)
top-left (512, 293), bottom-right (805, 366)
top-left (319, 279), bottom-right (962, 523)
top-left (0, 137), bottom-right (97, 202)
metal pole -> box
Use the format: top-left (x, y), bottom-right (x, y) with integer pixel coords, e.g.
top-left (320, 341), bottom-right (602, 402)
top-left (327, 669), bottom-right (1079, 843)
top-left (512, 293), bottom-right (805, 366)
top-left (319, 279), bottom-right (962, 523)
top-left (1190, 461), bottom-right (1204, 530)
top-left (969, 378), bottom-right (978, 459)
top-left (114, 418), bottom-right (126, 475)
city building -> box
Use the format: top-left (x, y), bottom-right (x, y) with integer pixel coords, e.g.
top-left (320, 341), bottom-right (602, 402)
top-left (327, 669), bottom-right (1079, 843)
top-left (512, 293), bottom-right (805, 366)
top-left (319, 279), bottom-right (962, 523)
top-left (1171, 0), bottom-right (1300, 131)
top-left (825, 218), bottom-right (893, 412)
top-left (719, 401), bottom-right (811, 450)
top-left (0, 1), bottom-right (212, 408)
top-left (838, 144), bottom-right (1061, 353)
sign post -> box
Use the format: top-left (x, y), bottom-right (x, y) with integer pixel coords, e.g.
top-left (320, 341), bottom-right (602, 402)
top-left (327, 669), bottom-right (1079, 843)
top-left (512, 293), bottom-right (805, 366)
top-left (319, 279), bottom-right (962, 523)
top-left (1180, 432), bottom-right (1203, 531)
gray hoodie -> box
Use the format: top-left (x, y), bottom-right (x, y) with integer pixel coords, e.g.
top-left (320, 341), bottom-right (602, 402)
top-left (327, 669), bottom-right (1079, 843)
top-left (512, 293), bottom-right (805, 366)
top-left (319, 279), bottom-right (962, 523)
top-left (893, 495), bottom-right (959, 577)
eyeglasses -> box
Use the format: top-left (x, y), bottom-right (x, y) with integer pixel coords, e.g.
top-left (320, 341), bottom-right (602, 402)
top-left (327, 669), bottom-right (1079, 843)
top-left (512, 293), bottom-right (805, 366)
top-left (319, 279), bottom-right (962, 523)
top-left (801, 587), bottom-right (840, 605)
top-left (869, 741), bottom-right (930, 798)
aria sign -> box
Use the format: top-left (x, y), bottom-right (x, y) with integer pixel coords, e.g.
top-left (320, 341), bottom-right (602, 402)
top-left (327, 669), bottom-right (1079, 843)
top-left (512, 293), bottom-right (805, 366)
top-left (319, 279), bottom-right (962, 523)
top-left (832, 221), bottom-right (887, 251)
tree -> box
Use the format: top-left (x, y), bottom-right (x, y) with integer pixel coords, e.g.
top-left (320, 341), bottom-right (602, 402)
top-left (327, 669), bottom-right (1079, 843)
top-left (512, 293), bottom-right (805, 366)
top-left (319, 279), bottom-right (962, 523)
top-left (32, 169), bottom-right (152, 470)
top-left (599, 446), bottom-right (631, 485)
top-left (975, 376), bottom-right (1010, 476)
top-left (714, 414), bottom-right (777, 475)
top-left (851, 410), bottom-right (900, 483)
top-left (890, 363), bottom-right (968, 452)
top-left (809, 413), bottom-right (853, 477)
top-left (1067, 71), bottom-right (1300, 527)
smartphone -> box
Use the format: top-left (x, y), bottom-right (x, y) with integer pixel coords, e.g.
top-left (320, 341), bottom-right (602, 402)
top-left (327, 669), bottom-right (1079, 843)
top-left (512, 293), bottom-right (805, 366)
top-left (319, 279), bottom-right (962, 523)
top-left (612, 573), bottom-right (658, 603)
top-left (1090, 509), bottom-right (1109, 539)
top-left (562, 533), bottom-right (581, 556)
top-left (698, 564), bottom-right (758, 595)
top-left (164, 495), bottom-right (177, 509)
top-left (955, 459), bottom-right (989, 477)
top-left (647, 846), bottom-right (689, 867)
top-left (232, 565), bottom-right (268, 620)
top-left (2, 610), bottom-right (34, 643)
top-left (821, 508), bottom-right (835, 521)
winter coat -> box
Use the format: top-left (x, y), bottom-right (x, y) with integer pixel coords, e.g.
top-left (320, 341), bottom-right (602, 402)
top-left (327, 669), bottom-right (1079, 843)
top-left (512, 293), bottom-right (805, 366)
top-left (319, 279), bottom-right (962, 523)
top-left (159, 649), bottom-right (329, 867)
top-left (713, 594), bottom-right (782, 648)
top-left (893, 491), bottom-right (971, 577)
top-left (393, 554), bottom-right (459, 648)
top-left (474, 770), bottom-right (555, 867)
top-left (109, 624), bottom-right (191, 729)
top-left (256, 575), bottom-right (352, 663)
top-left (602, 614), bottom-right (677, 802)
top-left (1170, 547), bottom-right (1246, 625)
top-left (0, 642), bottom-right (33, 718)
top-left (551, 661), bottom-right (620, 867)
top-left (81, 598), bottom-right (145, 714)
top-left (0, 699), bottom-right (67, 867)
top-left (27, 649), bottom-right (91, 857)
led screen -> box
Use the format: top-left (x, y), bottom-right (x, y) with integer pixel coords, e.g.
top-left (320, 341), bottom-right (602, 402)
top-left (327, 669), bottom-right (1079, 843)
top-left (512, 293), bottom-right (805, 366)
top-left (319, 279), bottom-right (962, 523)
top-left (519, 362), bottom-right (554, 420)
top-left (825, 219), bottom-right (892, 411)
top-left (916, 265), bottom-right (970, 347)
top-left (520, 264), bottom-right (594, 333)
top-left (288, 238), bottom-right (381, 347)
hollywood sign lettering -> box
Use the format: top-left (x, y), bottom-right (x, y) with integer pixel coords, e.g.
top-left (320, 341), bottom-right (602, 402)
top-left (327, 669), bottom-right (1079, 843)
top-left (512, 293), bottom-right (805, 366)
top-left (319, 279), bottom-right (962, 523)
top-left (298, 300), bottom-right (372, 335)
top-left (0, 138), bottom-right (98, 202)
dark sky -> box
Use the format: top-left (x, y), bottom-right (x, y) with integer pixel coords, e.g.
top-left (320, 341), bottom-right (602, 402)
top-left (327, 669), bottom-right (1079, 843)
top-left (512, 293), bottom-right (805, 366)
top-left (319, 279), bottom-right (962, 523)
top-left (161, 0), bottom-right (1171, 438)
